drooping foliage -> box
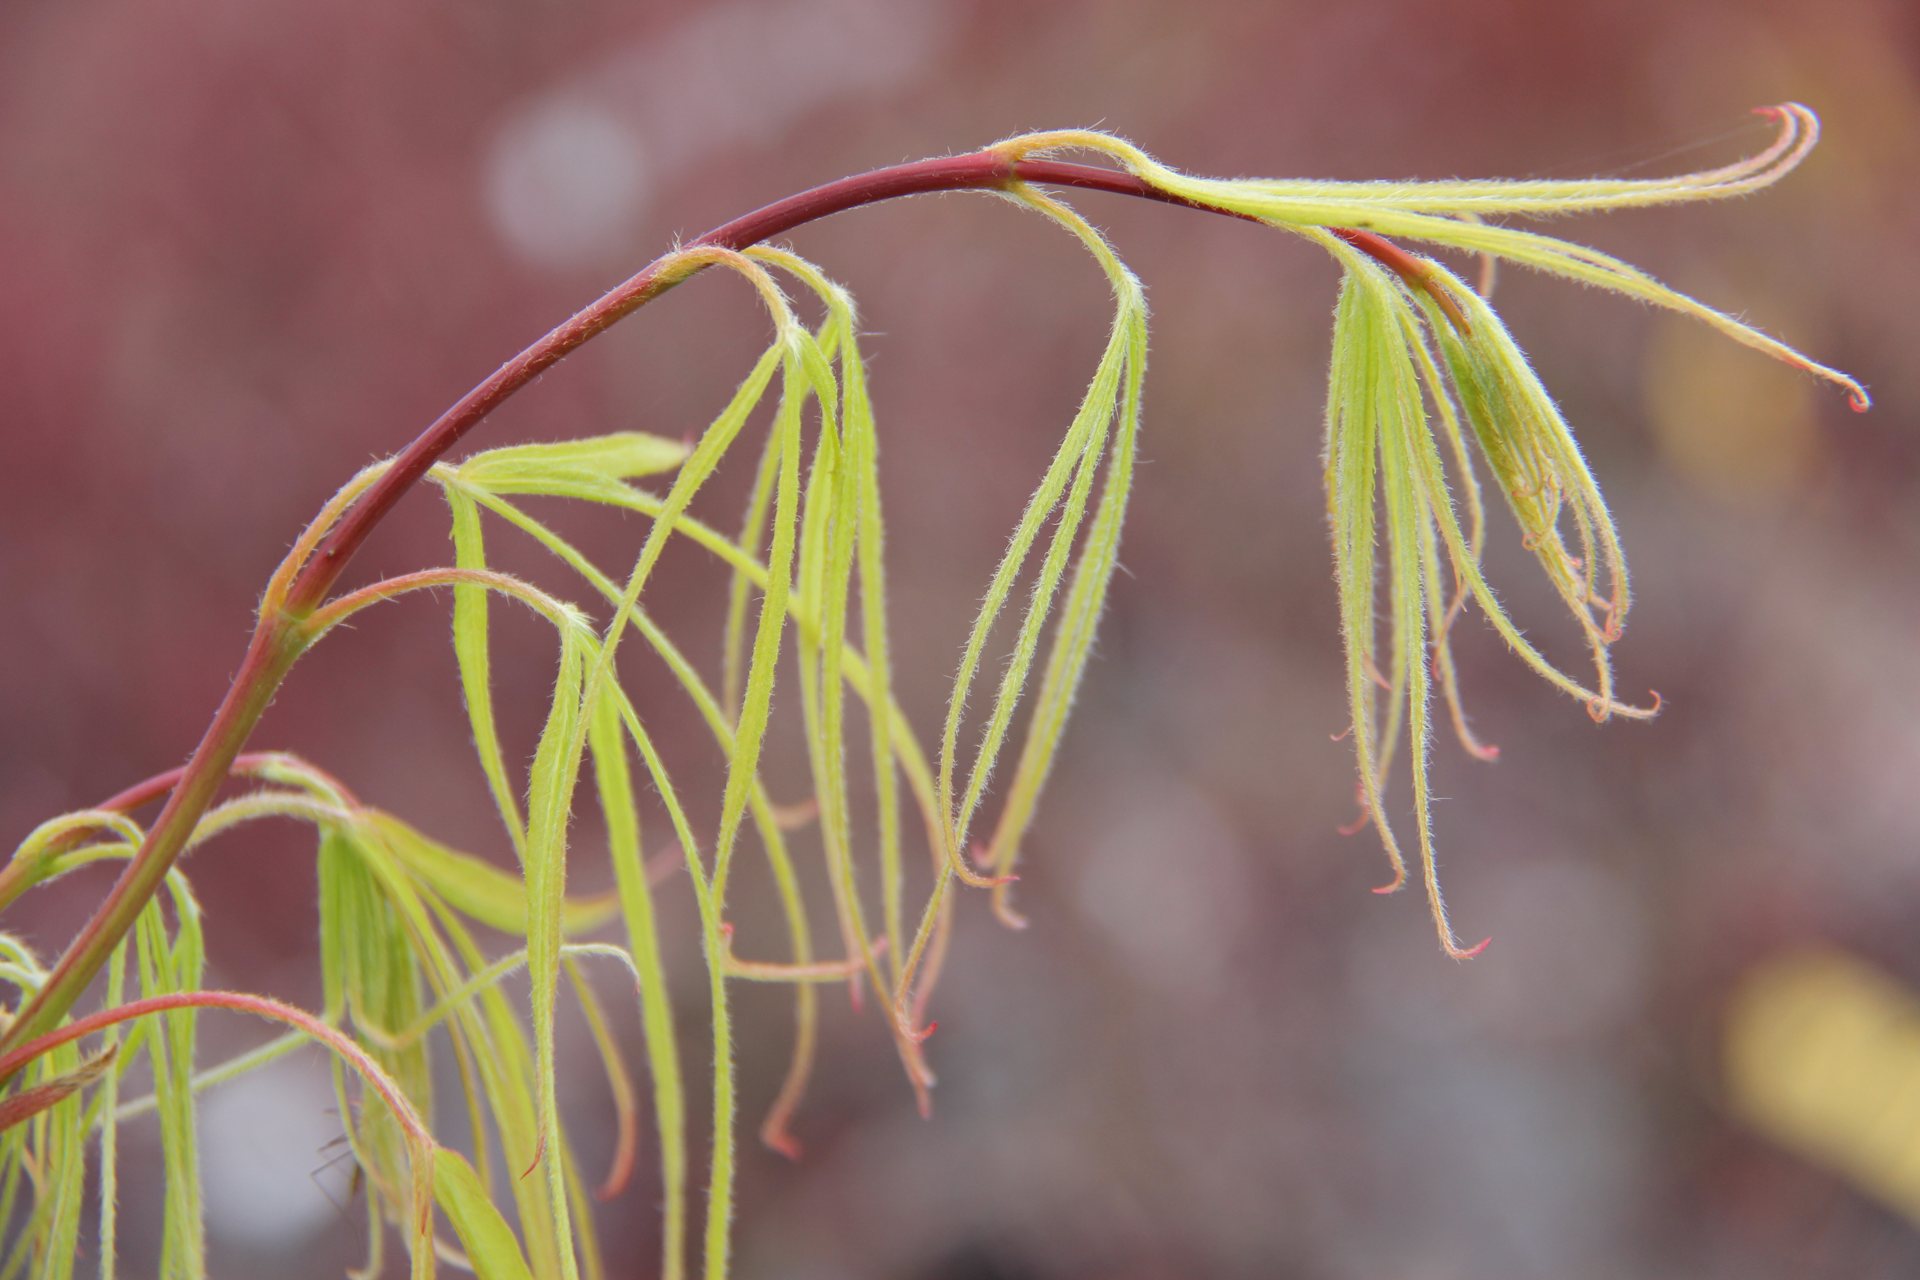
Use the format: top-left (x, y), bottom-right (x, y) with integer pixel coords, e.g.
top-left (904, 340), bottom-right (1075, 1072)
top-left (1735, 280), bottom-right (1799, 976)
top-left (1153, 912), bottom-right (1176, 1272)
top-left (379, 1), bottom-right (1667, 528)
top-left (0, 111), bottom-right (1865, 1276)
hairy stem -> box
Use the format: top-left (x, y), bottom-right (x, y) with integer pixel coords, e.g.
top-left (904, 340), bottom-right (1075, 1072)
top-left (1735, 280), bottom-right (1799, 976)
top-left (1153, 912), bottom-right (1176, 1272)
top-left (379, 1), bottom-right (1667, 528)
top-left (1, 145), bottom-right (1401, 1066)
top-left (4, 623), bottom-right (304, 1060)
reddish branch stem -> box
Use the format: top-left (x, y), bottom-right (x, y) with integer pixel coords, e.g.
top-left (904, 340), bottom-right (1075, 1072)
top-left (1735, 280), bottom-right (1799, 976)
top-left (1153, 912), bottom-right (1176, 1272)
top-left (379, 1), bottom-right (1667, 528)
top-left (0, 143), bottom-right (1437, 1065)
top-left (280, 151), bottom-right (1452, 614)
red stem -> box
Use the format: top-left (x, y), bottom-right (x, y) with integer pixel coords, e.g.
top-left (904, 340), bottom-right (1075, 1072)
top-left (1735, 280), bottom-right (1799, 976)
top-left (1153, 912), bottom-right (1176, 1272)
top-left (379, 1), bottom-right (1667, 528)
top-left (280, 148), bottom-right (1025, 614)
top-left (1, 143), bottom-right (1436, 1066)
top-left (281, 151), bottom-right (1455, 614)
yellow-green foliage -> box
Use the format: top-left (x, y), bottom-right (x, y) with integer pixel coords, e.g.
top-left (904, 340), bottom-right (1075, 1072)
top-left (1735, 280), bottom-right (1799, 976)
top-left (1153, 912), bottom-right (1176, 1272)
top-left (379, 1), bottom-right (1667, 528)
top-left (0, 109), bottom-right (1866, 1277)
top-left (995, 105), bottom-right (1865, 954)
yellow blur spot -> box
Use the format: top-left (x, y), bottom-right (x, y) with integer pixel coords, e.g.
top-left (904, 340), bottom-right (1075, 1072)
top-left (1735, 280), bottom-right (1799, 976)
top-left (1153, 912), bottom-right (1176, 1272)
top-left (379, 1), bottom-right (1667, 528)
top-left (1644, 313), bottom-right (1819, 499)
top-left (1725, 948), bottom-right (1920, 1220)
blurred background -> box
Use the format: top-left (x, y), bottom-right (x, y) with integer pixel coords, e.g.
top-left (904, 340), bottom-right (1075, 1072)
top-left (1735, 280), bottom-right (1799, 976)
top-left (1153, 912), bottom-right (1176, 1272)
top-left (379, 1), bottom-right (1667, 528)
top-left (3, 0), bottom-right (1917, 1275)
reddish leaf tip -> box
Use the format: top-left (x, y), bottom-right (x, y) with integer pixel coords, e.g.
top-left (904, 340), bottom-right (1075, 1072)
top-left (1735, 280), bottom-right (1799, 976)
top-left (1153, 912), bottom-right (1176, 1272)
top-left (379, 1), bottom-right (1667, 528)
top-left (992, 898), bottom-right (1032, 930)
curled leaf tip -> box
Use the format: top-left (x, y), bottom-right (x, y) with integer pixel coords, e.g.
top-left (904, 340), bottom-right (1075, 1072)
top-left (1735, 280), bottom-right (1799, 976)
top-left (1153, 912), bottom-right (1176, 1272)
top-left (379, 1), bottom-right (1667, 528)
top-left (991, 892), bottom-right (1031, 931)
top-left (901, 1042), bottom-right (939, 1116)
top-left (1449, 935), bottom-right (1493, 961)
top-left (769, 795), bottom-right (820, 829)
top-left (1370, 872), bottom-right (1405, 896)
top-left (964, 843), bottom-right (1019, 888)
top-left (519, 1132), bottom-right (546, 1182)
top-left (595, 1156), bottom-right (636, 1203)
top-left (763, 1129), bottom-right (803, 1162)
top-left (1588, 689), bottom-right (1664, 723)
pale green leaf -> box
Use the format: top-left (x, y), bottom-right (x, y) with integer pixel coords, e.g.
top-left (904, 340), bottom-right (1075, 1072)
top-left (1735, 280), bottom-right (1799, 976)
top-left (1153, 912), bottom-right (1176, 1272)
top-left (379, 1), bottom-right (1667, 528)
top-left (448, 487), bottom-right (528, 859)
top-left (433, 1149), bottom-right (536, 1280)
top-left (523, 624), bottom-right (589, 1280)
top-left (584, 692), bottom-right (687, 1280)
top-left (459, 432), bottom-right (691, 494)
top-left (367, 812), bottom-right (617, 937)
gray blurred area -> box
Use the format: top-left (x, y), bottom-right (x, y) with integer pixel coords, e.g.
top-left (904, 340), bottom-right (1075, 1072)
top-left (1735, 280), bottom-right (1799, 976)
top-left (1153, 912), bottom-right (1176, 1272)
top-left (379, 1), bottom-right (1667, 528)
top-left (3, 1), bottom-right (1917, 1275)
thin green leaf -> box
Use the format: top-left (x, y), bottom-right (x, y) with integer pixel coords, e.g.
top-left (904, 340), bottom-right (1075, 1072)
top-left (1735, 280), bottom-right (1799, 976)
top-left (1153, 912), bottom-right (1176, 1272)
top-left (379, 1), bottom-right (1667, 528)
top-left (585, 692), bottom-right (687, 1280)
top-left (448, 487), bottom-right (528, 859)
top-left (369, 812), bottom-right (617, 937)
top-left (975, 187), bottom-right (1145, 929)
top-left (937, 281), bottom-right (1132, 873)
top-left (523, 624), bottom-right (588, 1280)
top-left (458, 432), bottom-right (692, 494)
top-left (134, 876), bottom-right (206, 1279)
top-left (433, 1149), bottom-right (536, 1280)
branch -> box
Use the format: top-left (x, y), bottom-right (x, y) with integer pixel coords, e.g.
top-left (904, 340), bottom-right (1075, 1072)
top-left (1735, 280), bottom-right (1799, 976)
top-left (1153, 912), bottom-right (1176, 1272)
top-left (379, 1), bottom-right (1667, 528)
top-left (0, 142), bottom-right (1413, 1065)
top-left (281, 151), bottom-right (1445, 613)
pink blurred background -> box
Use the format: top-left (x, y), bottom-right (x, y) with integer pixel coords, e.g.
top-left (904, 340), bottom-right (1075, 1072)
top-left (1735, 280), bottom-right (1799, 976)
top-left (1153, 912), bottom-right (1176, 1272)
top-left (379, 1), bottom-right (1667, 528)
top-left (4, 0), bottom-right (1917, 1275)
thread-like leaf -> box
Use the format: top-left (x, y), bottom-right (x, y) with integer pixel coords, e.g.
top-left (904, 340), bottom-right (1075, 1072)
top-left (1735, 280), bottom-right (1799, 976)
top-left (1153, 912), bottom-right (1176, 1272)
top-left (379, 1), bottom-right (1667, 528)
top-left (722, 425), bottom-right (783, 720)
top-left (937, 341), bottom-right (1114, 851)
top-left (1325, 271), bottom-right (1400, 891)
top-left (562, 959), bottom-right (639, 1202)
top-left (976, 187), bottom-right (1145, 928)
top-left (788, 305), bottom-right (881, 1016)
top-left (523, 623), bottom-right (588, 1280)
top-left (997, 118), bottom-right (1867, 411)
top-left (135, 874), bottom-right (206, 1278)
top-left (431, 478), bottom-right (855, 1154)
top-left (585, 692), bottom-right (688, 1279)
top-left (448, 487), bottom-right (528, 859)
